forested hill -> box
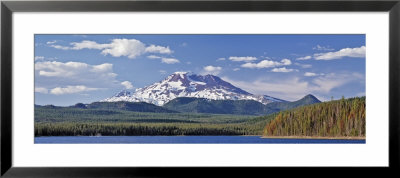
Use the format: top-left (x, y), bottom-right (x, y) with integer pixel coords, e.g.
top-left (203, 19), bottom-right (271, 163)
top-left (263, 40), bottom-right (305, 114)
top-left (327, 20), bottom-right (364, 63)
top-left (163, 97), bottom-right (268, 115)
top-left (36, 101), bottom-right (178, 113)
top-left (263, 96), bottom-right (365, 138)
top-left (163, 94), bottom-right (321, 115)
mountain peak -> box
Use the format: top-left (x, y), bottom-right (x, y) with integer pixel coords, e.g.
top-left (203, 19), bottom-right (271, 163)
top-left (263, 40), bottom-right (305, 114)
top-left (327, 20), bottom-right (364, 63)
top-left (102, 72), bottom-right (285, 106)
top-left (173, 71), bottom-right (189, 75)
top-left (114, 90), bottom-right (131, 97)
top-left (300, 94), bottom-right (320, 103)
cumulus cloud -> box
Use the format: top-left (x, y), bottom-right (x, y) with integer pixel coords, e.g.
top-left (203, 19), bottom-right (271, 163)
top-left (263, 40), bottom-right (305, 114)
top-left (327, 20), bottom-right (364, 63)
top-left (147, 55), bottom-right (180, 64)
top-left (147, 55), bottom-right (162, 59)
top-left (281, 58), bottom-right (292, 65)
top-left (46, 40), bottom-right (57, 44)
top-left (50, 38), bottom-right (172, 59)
top-left (294, 63), bottom-right (312, 68)
top-left (271, 67), bottom-right (296, 73)
top-left (296, 56), bottom-right (312, 60)
top-left (99, 39), bottom-right (146, 58)
top-left (314, 46), bottom-right (366, 60)
top-left (241, 59), bottom-right (292, 69)
top-left (50, 45), bottom-right (71, 50)
top-left (304, 72), bottom-right (317, 77)
top-left (222, 72), bottom-right (364, 101)
top-left (217, 57), bottom-right (226, 61)
top-left (50, 85), bottom-right (99, 95)
top-left (35, 56), bottom-right (45, 61)
top-left (233, 68), bottom-right (240, 71)
top-left (35, 61), bottom-right (117, 79)
top-left (35, 61), bottom-right (120, 95)
top-left (145, 45), bottom-right (173, 54)
top-left (311, 73), bottom-right (363, 93)
top-left (295, 46), bottom-right (365, 61)
top-left (35, 87), bottom-right (48, 94)
top-left (36, 61), bottom-right (90, 77)
top-left (161, 58), bottom-right (180, 64)
top-left (202, 65), bottom-right (222, 75)
top-left (91, 63), bottom-right (113, 73)
top-left (121, 81), bottom-right (133, 89)
top-left (229, 56), bottom-right (257, 62)
top-left (70, 40), bottom-right (111, 50)
top-left (222, 77), bottom-right (311, 101)
top-left (313, 45), bottom-right (334, 51)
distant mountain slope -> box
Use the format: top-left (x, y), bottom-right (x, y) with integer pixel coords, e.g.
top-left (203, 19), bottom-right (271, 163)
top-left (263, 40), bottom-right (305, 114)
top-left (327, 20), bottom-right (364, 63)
top-left (264, 96), bottom-right (365, 137)
top-left (102, 72), bottom-right (285, 106)
top-left (265, 94), bottom-right (321, 111)
top-left (163, 97), bottom-right (268, 115)
top-left (164, 94), bottom-right (321, 115)
top-left (70, 101), bottom-right (178, 113)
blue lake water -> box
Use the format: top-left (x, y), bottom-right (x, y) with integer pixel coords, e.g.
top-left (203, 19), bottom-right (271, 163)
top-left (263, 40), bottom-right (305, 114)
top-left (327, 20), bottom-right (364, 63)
top-left (34, 136), bottom-right (366, 144)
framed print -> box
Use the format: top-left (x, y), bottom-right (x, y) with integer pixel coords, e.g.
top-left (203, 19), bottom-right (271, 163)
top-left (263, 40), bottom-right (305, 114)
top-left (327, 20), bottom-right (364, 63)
top-left (1, 0), bottom-right (399, 177)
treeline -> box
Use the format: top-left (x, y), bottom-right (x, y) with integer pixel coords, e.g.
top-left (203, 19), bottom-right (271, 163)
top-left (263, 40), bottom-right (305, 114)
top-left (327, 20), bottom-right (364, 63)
top-left (263, 96), bottom-right (365, 137)
top-left (34, 107), bottom-right (253, 123)
top-left (35, 119), bottom-right (272, 136)
top-left (35, 107), bottom-right (277, 136)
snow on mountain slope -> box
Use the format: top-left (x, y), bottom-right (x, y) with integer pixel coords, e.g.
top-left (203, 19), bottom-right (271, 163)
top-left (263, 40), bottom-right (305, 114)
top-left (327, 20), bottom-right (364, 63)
top-left (101, 72), bottom-right (285, 106)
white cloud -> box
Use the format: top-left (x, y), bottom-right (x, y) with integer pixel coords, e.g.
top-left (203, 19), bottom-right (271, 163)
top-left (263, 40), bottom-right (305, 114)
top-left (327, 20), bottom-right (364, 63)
top-left (147, 55), bottom-right (180, 64)
top-left (90, 63), bottom-right (113, 73)
top-left (222, 72), bottom-right (364, 101)
top-left (304, 72), bottom-right (317, 77)
top-left (35, 87), bottom-right (48, 94)
top-left (311, 73), bottom-right (363, 93)
top-left (161, 58), bottom-right (180, 64)
top-left (313, 45), bottom-right (334, 51)
top-left (35, 61), bottom-right (119, 94)
top-left (295, 63), bottom-right (312, 68)
top-left (36, 61), bottom-right (89, 77)
top-left (71, 40), bottom-right (111, 50)
top-left (241, 59), bottom-right (292, 69)
top-left (271, 67), bottom-right (296, 73)
top-left (50, 85), bottom-right (99, 95)
top-left (147, 55), bottom-right (162, 59)
top-left (46, 40), bottom-right (57, 44)
top-left (145, 45), bottom-right (173, 54)
top-left (241, 60), bottom-right (278, 69)
top-left (281, 58), bottom-right (292, 65)
top-left (34, 56), bottom-right (45, 61)
top-left (50, 45), bottom-right (71, 50)
top-left (121, 81), bottom-right (133, 89)
top-left (50, 38), bottom-right (173, 59)
top-left (314, 46), bottom-right (366, 60)
top-left (295, 46), bottom-right (366, 61)
top-left (233, 68), bottom-right (240, 71)
top-left (222, 77), bottom-right (311, 101)
top-left (202, 65), bottom-right (222, 75)
top-left (217, 57), bottom-right (226, 61)
top-left (100, 39), bottom-right (146, 58)
top-left (296, 56), bottom-right (312, 60)
top-left (229, 56), bottom-right (257, 62)
top-left (159, 70), bottom-right (167, 74)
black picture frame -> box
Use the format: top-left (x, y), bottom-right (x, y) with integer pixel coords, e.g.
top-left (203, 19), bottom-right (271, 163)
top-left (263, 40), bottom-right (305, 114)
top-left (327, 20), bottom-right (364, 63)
top-left (1, 0), bottom-right (399, 177)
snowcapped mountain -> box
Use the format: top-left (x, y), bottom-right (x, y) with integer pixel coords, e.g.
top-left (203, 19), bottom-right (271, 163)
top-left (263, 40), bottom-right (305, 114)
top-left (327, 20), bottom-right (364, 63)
top-left (102, 72), bottom-right (285, 106)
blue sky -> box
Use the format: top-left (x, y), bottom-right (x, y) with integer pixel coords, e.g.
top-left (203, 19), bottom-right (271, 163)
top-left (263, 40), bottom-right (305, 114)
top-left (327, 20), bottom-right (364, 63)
top-left (34, 34), bottom-right (365, 106)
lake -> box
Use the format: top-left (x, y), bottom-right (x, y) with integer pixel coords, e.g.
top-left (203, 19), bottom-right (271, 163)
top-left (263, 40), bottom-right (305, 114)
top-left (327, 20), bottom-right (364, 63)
top-left (34, 136), bottom-right (366, 144)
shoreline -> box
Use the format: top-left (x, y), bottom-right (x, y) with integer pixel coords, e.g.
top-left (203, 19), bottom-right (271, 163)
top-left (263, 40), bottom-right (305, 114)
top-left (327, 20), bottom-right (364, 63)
top-left (35, 135), bottom-right (365, 140)
top-left (261, 136), bottom-right (366, 140)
